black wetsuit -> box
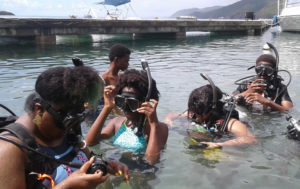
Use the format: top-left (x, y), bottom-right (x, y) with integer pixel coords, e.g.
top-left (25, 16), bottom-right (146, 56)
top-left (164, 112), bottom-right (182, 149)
top-left (232, 78), bottom-right (292, 106)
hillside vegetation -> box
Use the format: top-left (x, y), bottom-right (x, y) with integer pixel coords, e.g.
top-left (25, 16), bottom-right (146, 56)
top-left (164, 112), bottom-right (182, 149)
top-left (172, 0), bottom-right (277, 19)
top-left (0, 11), bottom-right (15, 16)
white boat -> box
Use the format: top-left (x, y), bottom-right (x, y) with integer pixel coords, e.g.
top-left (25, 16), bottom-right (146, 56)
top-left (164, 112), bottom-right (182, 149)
top-left (278, 0), bottom-right (300, 32)
top-left (96, 0), bottom-right (139, 20)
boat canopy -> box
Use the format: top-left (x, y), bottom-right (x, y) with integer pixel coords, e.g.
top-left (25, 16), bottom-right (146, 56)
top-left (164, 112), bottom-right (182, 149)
top-left (287, 0), bottom-right (300, 5)
top-left (97, 0), bottom-right (131, 6)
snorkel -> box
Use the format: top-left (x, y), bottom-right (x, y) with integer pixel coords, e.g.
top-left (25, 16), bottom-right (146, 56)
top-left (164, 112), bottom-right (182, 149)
top-left (266, 42), bottom-right (279, 76)
top-left (200, 74), bottom-right (217, 110)
top-left (133, 59), bottom-right (153, 137)
top-left (200, 74), bottom-right (237, 133)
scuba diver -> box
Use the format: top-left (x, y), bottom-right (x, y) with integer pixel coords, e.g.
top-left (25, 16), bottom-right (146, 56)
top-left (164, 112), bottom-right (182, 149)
top-left (232, 43), bottom-right (293, 112)
top-left (164, 74), bottom-right (257, 149)
top-left (286, 115), bottom-right (300, 141)
top-left (0, 66), bottom-right (129, 189)
top-left (85, 66), bottom-right (168, 164)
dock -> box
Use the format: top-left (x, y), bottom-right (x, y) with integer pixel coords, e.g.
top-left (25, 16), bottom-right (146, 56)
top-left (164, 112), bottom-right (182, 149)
top-left (0, 18), bottom-right (273, 44)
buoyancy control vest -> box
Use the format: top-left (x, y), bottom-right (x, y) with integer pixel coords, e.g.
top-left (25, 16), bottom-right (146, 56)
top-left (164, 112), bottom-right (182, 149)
top-left (0, 123), bottom-right (83, 189)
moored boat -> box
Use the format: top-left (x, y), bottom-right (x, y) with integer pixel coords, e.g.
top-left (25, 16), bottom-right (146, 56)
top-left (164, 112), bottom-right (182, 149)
top-left (278, 0), bottom-right (300, 32)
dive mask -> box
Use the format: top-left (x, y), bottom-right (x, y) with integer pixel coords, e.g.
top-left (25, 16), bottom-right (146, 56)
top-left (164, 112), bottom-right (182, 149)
top-left (44, 102), bottom-right (87, 131)
top-left (34, 92), bottom-right (87, 131)
top-left (115, 94), bottom-right (141, 112)
top-left (255, 64), bottom-right (275, 77)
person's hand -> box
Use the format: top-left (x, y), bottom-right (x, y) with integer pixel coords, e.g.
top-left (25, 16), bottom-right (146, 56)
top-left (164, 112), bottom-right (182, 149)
top-left (137, 99), bottom-right (159, 125)
top-left (245, 79), bottom-right (266, 94)
top-left (244, 92), bottom-right (269, 105)
top-left (200, 142), bottom-right (222, 149)
top-left (103, 85), bottom-right (115, 109)
top-left (163, 112), bottom-right (181, 126)
top-left (107, 161), bottom-right (129, 184)
top-left (57, 157), bottom-right (109, 189)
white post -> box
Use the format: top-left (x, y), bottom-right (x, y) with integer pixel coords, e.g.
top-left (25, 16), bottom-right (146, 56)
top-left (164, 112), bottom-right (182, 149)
top-left (278, 0), bottom-right (280, 15)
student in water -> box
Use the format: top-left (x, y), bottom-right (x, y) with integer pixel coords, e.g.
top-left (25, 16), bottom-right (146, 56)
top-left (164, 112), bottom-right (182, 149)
top-left (85, 69), bottom-right (168, 164)
top-left (101, 43), bottom-right (131, 86)
top-left (232, 54), bottom-right (293, 112)
top-left (164, 76), bottom-right (257, 149)
top-left (84, 44), bottom-right (131, 122)
top-left (0, 66), bottom-right (129, 189)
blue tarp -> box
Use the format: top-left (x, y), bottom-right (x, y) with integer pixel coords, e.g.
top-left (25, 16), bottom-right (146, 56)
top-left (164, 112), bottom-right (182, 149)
top-left (97, 0), bottom-right (130, 6)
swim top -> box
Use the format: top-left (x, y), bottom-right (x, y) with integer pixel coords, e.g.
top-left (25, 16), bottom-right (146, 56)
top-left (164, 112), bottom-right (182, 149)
top-left (112, 120), bottom-right (147, 153)
top-left (39, 142), bottom-right (88, 185)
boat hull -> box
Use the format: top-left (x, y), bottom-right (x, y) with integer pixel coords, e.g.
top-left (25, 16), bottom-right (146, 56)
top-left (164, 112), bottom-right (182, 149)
top-left (279, 15), bottom-right (300, 32)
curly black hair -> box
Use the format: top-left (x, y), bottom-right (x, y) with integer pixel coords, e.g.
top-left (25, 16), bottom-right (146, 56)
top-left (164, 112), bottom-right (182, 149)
top-left (109, 44), bottom-right (131, 62)
top-left (34, 66), bottom-right (103, 110)
top-left (116, 69), bottom-right (159, 101)
top-left (188, 84), bottom-right (223, 116)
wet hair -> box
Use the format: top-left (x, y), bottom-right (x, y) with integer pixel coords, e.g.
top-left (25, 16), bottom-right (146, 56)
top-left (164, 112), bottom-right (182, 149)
top-left (256, 54), bottom-right (276, 68)
top-left (33, 66), bottom-right (103, 111)
top-left (116, 69), bottom-right (160, 101)
top-left (109, 44), bottom-right (131, 62)
top-left (188, 85), bottom-right (223, 116)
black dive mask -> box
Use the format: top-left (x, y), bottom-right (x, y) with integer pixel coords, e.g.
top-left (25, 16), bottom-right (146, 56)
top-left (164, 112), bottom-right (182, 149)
top-left (255, 64), bottom-right (275, 77)
top-left (34, 93), bottom-right (87, 131)
top-left (115, 93), bottom-right (142, 113)
top-left (42, 101), bottom-right (87, 131)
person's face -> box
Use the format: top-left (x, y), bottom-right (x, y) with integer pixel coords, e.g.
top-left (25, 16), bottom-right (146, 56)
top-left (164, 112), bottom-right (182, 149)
top-left (117, 54), bottom-right (130, 71)
top-left (188, 111), bottom-right (210, 124)
top-left (35, 103), bottom-right (65, 140)
top-left (119, 87), bottom-right (143, 120)
top-left (36, 103), bottom-right (85, 140)
top-left (255, 61), bottom-right (275, 81)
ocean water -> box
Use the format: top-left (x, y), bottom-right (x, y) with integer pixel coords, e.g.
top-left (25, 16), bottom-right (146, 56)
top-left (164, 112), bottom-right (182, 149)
top-left (1, 28), bottom-right (300, 189)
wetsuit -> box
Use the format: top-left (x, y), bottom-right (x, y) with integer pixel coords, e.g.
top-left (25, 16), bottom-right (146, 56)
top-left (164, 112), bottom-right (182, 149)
top-left (112, 120), bottom-right (147, 153)
top-left (232, 78), bottom-right (292, 108)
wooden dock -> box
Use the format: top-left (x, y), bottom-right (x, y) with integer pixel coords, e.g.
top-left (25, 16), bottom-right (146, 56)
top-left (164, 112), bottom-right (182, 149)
top-left (0, 18), bottom-right (273, 43)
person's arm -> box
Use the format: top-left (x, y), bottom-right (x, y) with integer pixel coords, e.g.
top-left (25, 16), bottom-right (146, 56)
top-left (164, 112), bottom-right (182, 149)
top-left (85, 86), bottom-right (115, 146)
top-left (0, 139), bottom-right (27, 189)
top-left (138, 99), bottom-right (169, 164)
top-left (85, 106), bottom-right (113, 146)
top-left (164, 111), bottom-right (187, 126)
top-left (201, 119), bottom-right (257, 148)
top-left (263, 99), bottom-right (292, 112)
top-left (244, 93), bottom-right (293, 112)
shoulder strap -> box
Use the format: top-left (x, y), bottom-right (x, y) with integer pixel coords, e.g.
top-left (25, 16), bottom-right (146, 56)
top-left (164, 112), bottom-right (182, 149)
top-left (0, 123), bottom-right (37, 148)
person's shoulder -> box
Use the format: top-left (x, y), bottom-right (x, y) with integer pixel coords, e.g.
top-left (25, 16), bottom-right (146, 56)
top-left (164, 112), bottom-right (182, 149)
top-left (159, 121), bottom-right (169, 131)
top-left (0, 136), bottom-right (27, 187)
top-left (109, 116), bottom-right (126, 126)
top-left (0, 136), bottom-right (27, 167)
